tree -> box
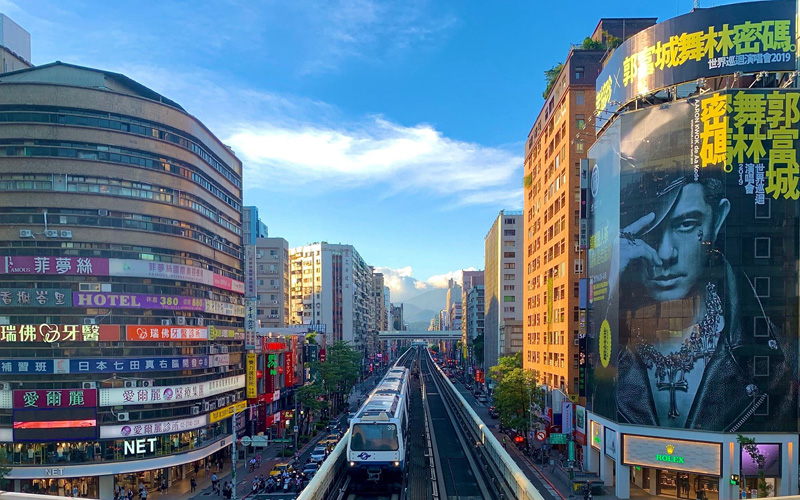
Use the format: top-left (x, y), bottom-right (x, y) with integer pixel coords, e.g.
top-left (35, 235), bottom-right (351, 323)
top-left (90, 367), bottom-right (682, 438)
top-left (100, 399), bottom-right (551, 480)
top-left (472, 333), bottom-right (484, 366)
top-left (0, 465), bottom-right (10, 490)
top-left (489, 353), bottom-right (522, 385)
top-left (581, 37), bottom-right (604, 50)
top-left (737, 435), bottom-right (773, 498)
top-left (305, 331), bottom-right (317, 344)
top-left (492, 367), bottom-right (543, 440)
top-left (295, 383), bottom-right (327, 435)
top-left (311, 341), bottom-right (362, 416)
top-left (542, 63), bottom-right (564, 99)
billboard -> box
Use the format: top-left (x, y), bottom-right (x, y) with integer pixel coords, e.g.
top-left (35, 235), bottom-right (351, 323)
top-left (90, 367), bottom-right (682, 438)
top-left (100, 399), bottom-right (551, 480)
top-left (13, 407), bottom-right (97, 442)
top-left (595, 0), bottom-right (796, 127)
top-left (0, 324), bottom-right (119, 343)
top-left (246, 353), bottom-right (257, 399)
top-left (740, 444), bottom-right (781, 477)
top-left (74, 292), bottom-right (205, 311)
top-left (2, 256), bottom-right (108, 275)
top-left (0, 288), bottom-right (71, 307)
top-left (14, 389), bottom-right (97, 409)
top-left (125, 325), bottom-right (208, 341)
top-left (588, 91), bottom-right (799, 432)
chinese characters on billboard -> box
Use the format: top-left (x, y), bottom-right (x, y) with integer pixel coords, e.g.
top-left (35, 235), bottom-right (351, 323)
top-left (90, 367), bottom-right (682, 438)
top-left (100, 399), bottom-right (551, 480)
top-left (588, 91), bottom-right (799, 432)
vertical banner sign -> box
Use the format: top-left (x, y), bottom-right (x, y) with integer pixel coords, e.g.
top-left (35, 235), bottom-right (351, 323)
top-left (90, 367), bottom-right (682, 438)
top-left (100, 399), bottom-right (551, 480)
top-left (246, 353), bottom-right (257, 399)
top-left (562, 401), bottom-right (574, 436)
top-left (244, 245), bottom-right (257, 299)
top-left (285, 339), bottom-right (295, 387)
top-left (245, 298), bottom-right (257, 350)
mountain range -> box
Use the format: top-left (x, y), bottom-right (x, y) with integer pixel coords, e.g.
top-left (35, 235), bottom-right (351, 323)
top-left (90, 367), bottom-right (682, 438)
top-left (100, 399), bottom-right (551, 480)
top-left (396, 287), bottom-right (448, 326)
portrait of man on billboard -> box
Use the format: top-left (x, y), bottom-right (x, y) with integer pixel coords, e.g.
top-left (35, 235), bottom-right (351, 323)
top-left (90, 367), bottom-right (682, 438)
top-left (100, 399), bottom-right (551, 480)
top-left (596, 99), bottom-right (797, 432)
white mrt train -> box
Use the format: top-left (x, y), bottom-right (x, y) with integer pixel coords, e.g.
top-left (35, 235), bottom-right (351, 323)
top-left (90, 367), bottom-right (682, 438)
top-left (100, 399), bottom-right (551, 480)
top-left (347, 366), bottom-right (409, 481)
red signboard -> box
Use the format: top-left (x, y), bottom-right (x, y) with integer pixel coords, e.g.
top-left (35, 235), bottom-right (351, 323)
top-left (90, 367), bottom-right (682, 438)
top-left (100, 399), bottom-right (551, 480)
top-left (264, 341), bottom-right (286, 352)
top-left (125, 326), bottom-right (208, 341)
top-left (14, 389), bottom-right (97, 409)
top-left (318, 348), bottom-right (326, 363)
top-left (285, 350), bottom-right (294, 387)
top-left (0, 324), bottom-right (119, 343)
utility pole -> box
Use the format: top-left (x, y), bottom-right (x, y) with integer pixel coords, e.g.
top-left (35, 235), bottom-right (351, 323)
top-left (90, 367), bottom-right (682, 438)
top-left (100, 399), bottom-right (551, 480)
top-left (231, 404), bottom-right (260, 500)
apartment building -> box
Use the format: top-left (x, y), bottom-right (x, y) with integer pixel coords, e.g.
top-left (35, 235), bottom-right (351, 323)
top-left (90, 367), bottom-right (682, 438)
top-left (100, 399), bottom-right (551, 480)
top-left (255, 237), bottom-right (290, 328)
top-left (522, 19), bottom-right (655, 394)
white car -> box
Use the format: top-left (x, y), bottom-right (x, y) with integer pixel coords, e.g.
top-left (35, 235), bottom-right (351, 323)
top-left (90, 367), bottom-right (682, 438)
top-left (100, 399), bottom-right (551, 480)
top-left (310, 446), bottom-right (327, 463)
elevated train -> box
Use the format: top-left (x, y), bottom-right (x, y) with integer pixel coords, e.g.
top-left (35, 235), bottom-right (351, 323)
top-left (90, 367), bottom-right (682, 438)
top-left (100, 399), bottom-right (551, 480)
top-left (346, 354), bottom-right (411, 482)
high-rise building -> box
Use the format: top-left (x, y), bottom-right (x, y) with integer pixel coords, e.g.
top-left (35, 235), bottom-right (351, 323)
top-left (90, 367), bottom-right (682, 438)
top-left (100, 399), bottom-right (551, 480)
top-left (289, 243), bottom-right (375, 347)
top-left (445, 278), bottom-right (462, 331)
top-left (390, 303), bottom-right (404, 331)
top-left (0, 14), bottom-right (31, 74)
top-left (484, 210), bottom-right (523, 372)
top-left (242, 206), bottom-right (268, 245)
top-left (583, 3), bottom-right (799, 498)
top-left (522, 18), bottom-right (655, 394)
top-left (461, 271), bottom-right (485, 369)
top-left (255, 237), bottom-right (289, 328)
top-left (0, 61), bottom-right (245, 497)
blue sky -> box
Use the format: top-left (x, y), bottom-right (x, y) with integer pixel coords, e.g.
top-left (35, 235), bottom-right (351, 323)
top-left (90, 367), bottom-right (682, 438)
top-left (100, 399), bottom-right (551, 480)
top-left (2, 0), bottom-right (743, 301)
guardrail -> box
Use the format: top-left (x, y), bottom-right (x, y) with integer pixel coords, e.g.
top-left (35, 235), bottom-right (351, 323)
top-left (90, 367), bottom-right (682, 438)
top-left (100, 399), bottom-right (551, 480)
top-left (426, 352), bottom-right (546, 500)
top-left (296, 430), bottom-right (350, 500)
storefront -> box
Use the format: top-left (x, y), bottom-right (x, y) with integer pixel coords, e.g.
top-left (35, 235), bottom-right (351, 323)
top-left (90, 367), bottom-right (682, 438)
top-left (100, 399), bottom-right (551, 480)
top-left (623, 435), bottom-right (721, 500)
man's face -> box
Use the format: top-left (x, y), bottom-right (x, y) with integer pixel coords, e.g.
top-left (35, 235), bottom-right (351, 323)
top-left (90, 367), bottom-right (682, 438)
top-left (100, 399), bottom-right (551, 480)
top-left (640, 184), bottom-right (716, 301)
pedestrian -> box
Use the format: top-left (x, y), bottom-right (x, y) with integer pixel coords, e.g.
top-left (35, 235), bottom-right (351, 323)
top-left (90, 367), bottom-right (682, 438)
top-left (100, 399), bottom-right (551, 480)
top-left (502, 436), bottom-right (507, 449)
top-left (194, 462), bottom-right (200, 475)
top-left (140, 487), bottom-right (147, 500)
top-left (211, 472), bottom-right (218, 492)
top-left (190, 477), bottom-right (197, 492)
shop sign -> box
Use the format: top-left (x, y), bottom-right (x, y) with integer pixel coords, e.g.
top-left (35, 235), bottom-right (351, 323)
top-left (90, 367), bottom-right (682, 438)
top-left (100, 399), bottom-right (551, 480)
top-left (125, 325), bottom-right (208, 341)
top-left (99, 375), bottom-right (245, 406)
top-left (561, 402), bottom-right (574, 436)
top-left (1, 356), bottom-right (208, 374)
top-left (285, 342), bottom-right (295, 387)
top-left (123, 437), bottom-right (158, 455)
top-left (101, 415), bottom-right (207, 439)
top-left (14, 389), bottom-right (97, 409)
top-left (622, 435), bottom-right (721, 475)
top-left (2, 256), bottom-right (109, 275)
top-left (209, 325), bottom-right (244, 340)
top-left (245, 299), bottom-right (257, 349)
top-left (109, 258), bottom-right (245, 295)
top-left (0, 324), bottom-right (119, 343)
top-left (604, 428), bottom-right (618, 460)
top-left (74, 292), bottom-right (205, 311)
top-left (209, 353), bottom-right (230, 367)
top-left (204, 299), bottom-right (245, 317)
top-left (574, 406), bottom-right (587, 445)
top-left (267, 354), bottom-right (278, 375)
top-left (209, 400), bottom-right (248, 424)
top-left (246, 353), bottom-right (257, 399)
top-left (244, 244), bottom-right (257, 298)
top-left (0, 288), bottom-right (71, 307)
top-left (590, 420), bottom-right (602, 450)
top-left (264, 341), bottom-right (287, 352)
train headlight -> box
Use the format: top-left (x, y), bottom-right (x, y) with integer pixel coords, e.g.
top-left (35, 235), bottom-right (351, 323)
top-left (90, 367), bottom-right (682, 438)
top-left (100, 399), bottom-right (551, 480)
top-left (349, 461), bottom-right (355, 467)
top-left (394, 461), bottom-right (400, 467)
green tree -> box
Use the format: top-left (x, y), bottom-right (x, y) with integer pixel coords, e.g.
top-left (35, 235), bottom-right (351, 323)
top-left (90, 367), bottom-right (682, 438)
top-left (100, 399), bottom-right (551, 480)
top-left (489, 353), bottom-right (522, 385)
top-left (311, 341), bottom-right (362, 416)
top-left (492, 367), bottom-right (543, 441)
top-left (581, 37), bottom-right (604, 50)
top-left (523, 173), bottom-right (533, 189)
top-left (295, 383), bottom-right (327, 435)
top-left (472, 333), bottom-right (484, 366)
top-left (542, 63), bottom-right (564, 99)
top-left (737, 435), bottom-right (773, 498)
top-left (0, 465), bottom-right (10, 490)
top-left (305, 331), bottom-right (317, 344)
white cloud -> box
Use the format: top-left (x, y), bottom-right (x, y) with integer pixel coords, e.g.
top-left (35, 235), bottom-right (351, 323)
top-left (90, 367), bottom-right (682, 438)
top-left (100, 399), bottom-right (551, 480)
top-left (376, 266), bottom-right (478, 301)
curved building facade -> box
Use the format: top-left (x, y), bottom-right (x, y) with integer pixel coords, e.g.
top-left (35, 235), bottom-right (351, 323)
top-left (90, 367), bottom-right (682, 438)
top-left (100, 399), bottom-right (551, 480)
top-left (0, 62), bottom-right (245, 498)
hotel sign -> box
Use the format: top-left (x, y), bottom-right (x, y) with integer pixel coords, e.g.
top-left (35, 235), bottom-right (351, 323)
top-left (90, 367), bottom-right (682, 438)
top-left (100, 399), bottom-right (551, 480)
top-left (622, 435), bottom-right (721, 475)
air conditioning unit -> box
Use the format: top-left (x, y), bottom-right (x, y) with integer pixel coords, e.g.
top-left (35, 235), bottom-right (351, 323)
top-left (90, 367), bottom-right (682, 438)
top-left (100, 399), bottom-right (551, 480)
top-left (217, 397), bottom-right (226, 407)
top-left (45, 229), bottom-right (59, 238)
top-left (81, 382), bottom-right (97, 389)
top-left (101, 284), bottom-right (112, 292)
top-left (0, 382), bottom-right (11, 391)
top-left (123, 381), bottom-right (137, 388)
top-left (191, 405), bottom-right (200, 415)
top-left (273, 286), bottom-right (279, 289)
top-left (117, 412), bottom-right (130, 422)
top-left (256, 254), bottom-right (262, 259)
top-left (0, 317), bottom-right (9, 325)
top-left (79, 283), bottom-right (101, 292)
top-left (141, 380), bottom-right (155, 388)
top-left (19, 229), bottom-right (33, 238)
top-left (208, 402), bottom-right (217, 411)
top-left (161, 319), bottom-right (172, 326)
top-left (196, 318), bottom-right (204, 326)
top-left (83, 318), bottom-right (97, 325)
top-left (207, 291), bottom-right (214, 299)
top-left (98, 209), bottom-right (109, 216)
top-left (175, 316), bottom-right (187, 326)
top-left (202, 402), bottom-right (211, 412)
top-left (272, 300), bottom-right (278, 304)
top-left (60, 230), bottom-right (73, 238)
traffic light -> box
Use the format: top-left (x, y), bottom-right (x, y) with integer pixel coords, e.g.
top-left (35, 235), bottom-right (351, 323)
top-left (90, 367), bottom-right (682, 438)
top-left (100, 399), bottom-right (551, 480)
top-left (730, 474), bottom-right (739, 485)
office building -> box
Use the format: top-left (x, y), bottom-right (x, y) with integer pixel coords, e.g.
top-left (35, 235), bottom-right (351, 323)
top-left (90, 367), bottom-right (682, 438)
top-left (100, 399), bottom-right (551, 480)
top-left (484, 210), bottom-right (523, 372)
top-left (255, 237), bottom-right (289, 328)
top-left (0, 61), bottom-right (246, 497)
top-left (242, 206), bottom-right (268, 246)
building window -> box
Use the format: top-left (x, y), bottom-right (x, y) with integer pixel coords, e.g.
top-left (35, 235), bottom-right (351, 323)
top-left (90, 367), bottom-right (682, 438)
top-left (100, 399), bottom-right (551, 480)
top-left (575, 91), bottom-right (585, 105)
top-left (754, 237), bottom-right (771, 258)
top-left (576, 115), bottom-right (585, 130)
top-left (504, 252), bottom-right (516, 258)
top-left (573, 259), bottom-right (584, 274)
top-left (504, 285), bottom-right (515, 291)
top-left (503, 263), bottom-right (516, 269)
top-left (575, 67), bottom-right (584, 79)
top-left (754, 277), bottom-right (770, 297)
top-left (504, 218), bottom-right (516, 225)
top-left (503, 296), bottom-right (516, 302)
top-left (503, 274), bottom-right (515, 280)
top-left (575, 140), bottom-right (584, 153)
top-left (504, 240), bottom-right (516, 247)
top-left (504, 229), bottom-right (516, 236)
top-left (755, 199), bottom-right (771, 219)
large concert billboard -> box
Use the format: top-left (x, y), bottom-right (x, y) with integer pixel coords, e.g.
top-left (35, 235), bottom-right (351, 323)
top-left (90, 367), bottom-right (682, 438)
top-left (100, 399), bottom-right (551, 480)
top-left (595, 0), bottom-right (796, 128)
top-left (588, 90), bottom-right (799, 432)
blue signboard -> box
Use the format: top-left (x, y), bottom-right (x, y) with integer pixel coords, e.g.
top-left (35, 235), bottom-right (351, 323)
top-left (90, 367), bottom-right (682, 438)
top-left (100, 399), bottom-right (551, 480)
top-left (0, 356), bottom-right (209, 375)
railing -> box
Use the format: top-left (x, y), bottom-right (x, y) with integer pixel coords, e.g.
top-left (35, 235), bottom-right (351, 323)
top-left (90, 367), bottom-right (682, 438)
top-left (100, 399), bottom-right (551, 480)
top-left (426, 352), bottom-right (546, 500)
top-left (295, 430), bottom-right (349, 500)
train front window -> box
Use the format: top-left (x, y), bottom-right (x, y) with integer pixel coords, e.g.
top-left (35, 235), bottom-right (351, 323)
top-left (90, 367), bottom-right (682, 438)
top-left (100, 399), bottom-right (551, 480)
top-left (351, 423), bottom-right (398, 451)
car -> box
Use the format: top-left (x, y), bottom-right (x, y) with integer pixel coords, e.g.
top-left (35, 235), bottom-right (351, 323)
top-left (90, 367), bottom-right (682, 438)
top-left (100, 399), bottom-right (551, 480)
top-left (310, 446), bottom-right (327, 463)
top-left (326, 433), bottom-right (340, 443)
top-left (488, 406), bottom-right (499, 418)
top-left (269, 463), bottom-right (293, 477)
top-left (477, 394), bottom-right (488, 403)
top-left (302, 463), bottom-right (319, 479)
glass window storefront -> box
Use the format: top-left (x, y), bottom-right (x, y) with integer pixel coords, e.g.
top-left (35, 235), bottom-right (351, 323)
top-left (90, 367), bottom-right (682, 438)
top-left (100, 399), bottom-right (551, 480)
top-left (0, 422), bottom-right (228, 466)
top-left (19, 476), bottom-right (98, 498)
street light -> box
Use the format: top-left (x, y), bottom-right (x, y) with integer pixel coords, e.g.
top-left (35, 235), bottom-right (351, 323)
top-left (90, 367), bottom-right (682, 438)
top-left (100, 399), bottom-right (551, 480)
top-left (231, 403), bottom-right (261, 500)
